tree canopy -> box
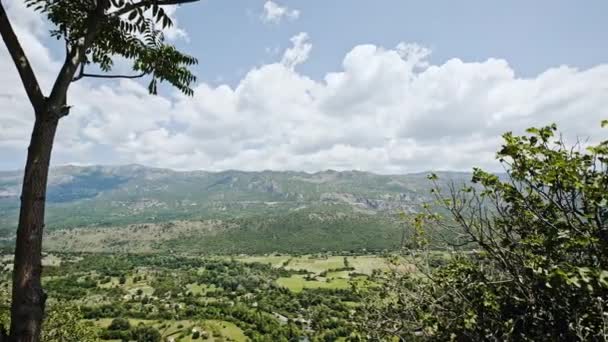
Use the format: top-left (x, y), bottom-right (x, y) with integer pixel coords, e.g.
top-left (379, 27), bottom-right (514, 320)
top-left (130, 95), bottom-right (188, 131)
top-left (359, 122), bottom-right (608, 341)
top-left (24, 0), bottom-right (198, 95)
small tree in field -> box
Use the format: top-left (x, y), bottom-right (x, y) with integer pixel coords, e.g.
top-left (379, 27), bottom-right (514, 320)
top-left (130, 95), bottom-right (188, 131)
top-left (132, 325), bottom-right (161, 342)
top-left (358, 122), bottom-right (608, 341)
top-left (108, 317), bottom-right (131, 331)
top-left (0, 0), bottom-right (199, 340)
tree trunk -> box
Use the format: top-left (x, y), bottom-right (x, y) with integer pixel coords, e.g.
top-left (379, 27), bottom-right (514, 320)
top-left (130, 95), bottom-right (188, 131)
top-left (9, 113), bottom-right (59, 342)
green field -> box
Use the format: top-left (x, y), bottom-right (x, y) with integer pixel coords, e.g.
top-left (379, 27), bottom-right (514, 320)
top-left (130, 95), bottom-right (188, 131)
top-left (235, 255), bottom-right (290, 267)
top-left (276, 275), bottom-right (350, 293)
top-left (236, 254), bottom-right (390, 293)
top-left (242, 254), bottom-right (391, 274)
top-left (284, 256), bottom-right (346, 274)
top-left (93, 318), bottom-right (246, 342)
top-left (347, 255), bottom-right (391, 274)
top-left (0, 253), bottom-right (401, 341)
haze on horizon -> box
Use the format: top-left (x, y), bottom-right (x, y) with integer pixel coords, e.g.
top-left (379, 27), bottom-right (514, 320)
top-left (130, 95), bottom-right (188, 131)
top-left (1, 162), bottom-right (476, 177)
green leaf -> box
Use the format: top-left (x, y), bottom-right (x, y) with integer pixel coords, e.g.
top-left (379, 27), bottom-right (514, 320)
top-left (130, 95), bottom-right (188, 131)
top-left (599, 270), bottom-right (608, 288)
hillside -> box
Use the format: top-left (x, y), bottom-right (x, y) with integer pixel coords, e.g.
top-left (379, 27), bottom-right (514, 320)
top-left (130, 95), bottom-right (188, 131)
top-left (0, 165), bottom-right (470, 253)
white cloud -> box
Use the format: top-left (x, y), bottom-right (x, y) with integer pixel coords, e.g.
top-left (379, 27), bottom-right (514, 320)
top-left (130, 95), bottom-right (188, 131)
top-left (261, 1), bottom-right (300, 24)
top-left (281, 33), bottom-right (312, 70)
top-left (160, 6), bottom-right (189, 42)
top-left (1, 6), bottom-right (607, 173)
top-left (0, 1), bottom-right (58, 153)
top-left (396, 42), bottom-right (431, 69)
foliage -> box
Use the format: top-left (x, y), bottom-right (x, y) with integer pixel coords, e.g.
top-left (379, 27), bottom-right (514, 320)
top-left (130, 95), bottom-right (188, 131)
top-left (167, 211), bottom-right (402, 254)
top-left (108, 317), bottom-right (131, 331)
top-left (358, 123), bottom-right (608, 340)
top-left (0, 284), bottom-right (9, 335)
top-left (12, 253), bottom-right (372, 341)
top-left (40, 304), bottom-right (98, 342)
top-left (131, 325), bottom-right (161, 342)
top-left (24, 0), bottom-right (198, 95)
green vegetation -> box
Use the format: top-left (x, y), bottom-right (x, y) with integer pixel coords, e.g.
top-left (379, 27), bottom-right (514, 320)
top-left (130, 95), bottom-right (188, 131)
top-left (0, 253), bottom-right (387, 341)
top-left (357, 123), bottom-right (608, 340)
top-left (0, 167), bottom-right (468, 255)
top-left (276, 275), bottom-right (350, 293)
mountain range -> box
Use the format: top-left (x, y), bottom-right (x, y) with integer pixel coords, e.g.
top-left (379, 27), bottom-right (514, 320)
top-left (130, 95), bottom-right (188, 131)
top-left (0, 165), bottom-right (471, 254)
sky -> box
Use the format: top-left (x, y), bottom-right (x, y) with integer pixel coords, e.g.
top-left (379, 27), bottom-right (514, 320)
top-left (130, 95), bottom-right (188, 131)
top-left (1, 0), bottom-right (607, 173)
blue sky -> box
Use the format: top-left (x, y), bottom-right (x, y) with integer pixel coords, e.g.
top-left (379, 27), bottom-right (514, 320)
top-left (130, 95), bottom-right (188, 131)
top-left (0, 0), bottom-right (607, 172)
top-left (174, 0), bottom-right (608, 84)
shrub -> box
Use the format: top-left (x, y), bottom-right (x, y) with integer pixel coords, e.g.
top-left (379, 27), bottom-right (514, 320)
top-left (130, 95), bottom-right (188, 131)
top-left (108, 317), bottom-right (130, 331)
top-left (131, 325), bottom-right (161, 342)
top-left (359, 123), bottom-right (608, 341)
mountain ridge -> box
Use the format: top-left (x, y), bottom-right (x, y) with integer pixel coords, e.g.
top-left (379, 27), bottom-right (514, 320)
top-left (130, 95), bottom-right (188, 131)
top-left (0, 165), bottom-right (473, 253)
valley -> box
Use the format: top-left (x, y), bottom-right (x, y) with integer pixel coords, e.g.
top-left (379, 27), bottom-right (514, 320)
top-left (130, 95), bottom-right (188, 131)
top-left (0, 252), bottom-right (400, 341)
top-left (0, 165), bottom-right (459, 340)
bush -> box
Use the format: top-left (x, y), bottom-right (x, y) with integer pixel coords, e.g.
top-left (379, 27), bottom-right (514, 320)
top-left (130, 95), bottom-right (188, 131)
top-left (108, 317), bottom-right (130, 331)
top-left (131, 325), bottom-right (161, 342)
top-left (359, 123), bottom-right (608, 341)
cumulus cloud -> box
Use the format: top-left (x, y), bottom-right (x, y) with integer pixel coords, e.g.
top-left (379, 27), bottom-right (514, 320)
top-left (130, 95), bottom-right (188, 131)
top-left (1, 6), bottom-right (607, 173)
top-left (281, 33), bottom-right (312, 70)
top-left (396, 42), bottom-right (431, 69)
top-left (261, 1), bottom-right (300, 24)
top-left (159, 5), bottom-right (189, 42)
top-left (0, 1), bottom-right (58, 153)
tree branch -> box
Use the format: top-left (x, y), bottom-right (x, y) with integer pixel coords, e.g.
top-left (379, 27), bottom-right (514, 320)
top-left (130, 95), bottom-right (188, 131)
top-left (75, 72), bottom-right (146, 81)
top-left (0, 2), bottom-right (46, 112)
top-left (48, 0), bottom-right (108, 111)
top-left (109, 0), bottom-right (198, 18)
top-left (72, 60), bottom-right (86, 81)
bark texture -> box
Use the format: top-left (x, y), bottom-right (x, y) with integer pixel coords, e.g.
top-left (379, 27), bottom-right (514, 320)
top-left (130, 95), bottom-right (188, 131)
top-left (9, 116), bottom-right (59, 342)
top-left (0, 2), bottom-right (57, 341)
